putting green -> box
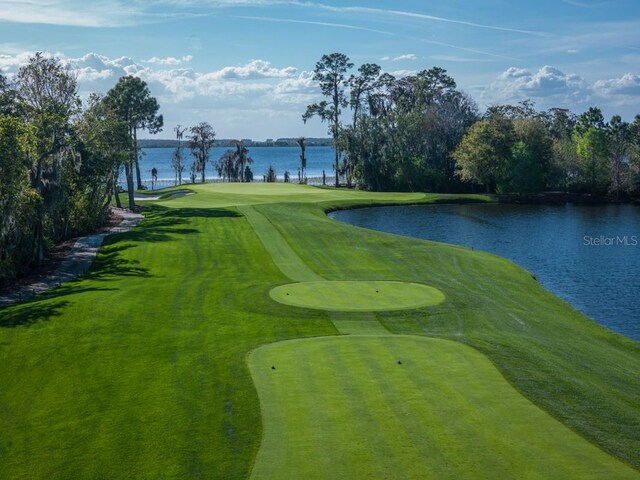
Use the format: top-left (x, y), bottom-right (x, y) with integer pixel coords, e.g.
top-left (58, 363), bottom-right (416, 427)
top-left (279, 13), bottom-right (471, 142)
top-left (269, 280), bottom-right (445, 311)
top-left (249, 336), bottom-right (639, 480)
top-left (159, 182), bottom-right (428, 209)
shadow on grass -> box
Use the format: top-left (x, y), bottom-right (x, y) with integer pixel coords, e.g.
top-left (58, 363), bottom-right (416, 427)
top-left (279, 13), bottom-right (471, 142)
top-left (88, 252), bottom-right (151, 280)
top-left (124, 216), bottom-right (198, 244)
top-left (72, 207), bottom-right (241, 282)
top-left (154, 207), bottom-right (243, 219)
top-left (119, 207), bottom-right (242, 244)
top-left (0, 300), bottom-right (70, 328)
top-left (0, 206), bottom-right (242, 327)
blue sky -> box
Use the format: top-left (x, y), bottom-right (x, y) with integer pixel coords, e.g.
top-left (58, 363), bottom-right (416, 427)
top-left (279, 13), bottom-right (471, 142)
top-left (1, 0), bottom-right (639, 139)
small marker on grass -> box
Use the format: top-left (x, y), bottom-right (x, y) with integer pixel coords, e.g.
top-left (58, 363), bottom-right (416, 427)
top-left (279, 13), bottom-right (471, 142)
top-left (271, 366), bottom-right (276, 370)
top-left (397, 360), bottom-right (402, 365)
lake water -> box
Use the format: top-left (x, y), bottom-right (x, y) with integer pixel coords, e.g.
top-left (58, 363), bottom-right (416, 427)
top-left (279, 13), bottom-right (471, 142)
top-left (124, 146), bottom-right (336, 187)
top-left (330, 203), bottom-right (640, 341)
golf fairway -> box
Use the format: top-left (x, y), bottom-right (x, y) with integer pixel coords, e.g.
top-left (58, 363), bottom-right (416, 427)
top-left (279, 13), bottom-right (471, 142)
top-left (249, 335), bottom-right (638, 480)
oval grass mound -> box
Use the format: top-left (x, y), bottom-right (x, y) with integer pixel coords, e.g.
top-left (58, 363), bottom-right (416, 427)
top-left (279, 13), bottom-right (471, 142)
top-left (269, 280), bottom-right (445, 312)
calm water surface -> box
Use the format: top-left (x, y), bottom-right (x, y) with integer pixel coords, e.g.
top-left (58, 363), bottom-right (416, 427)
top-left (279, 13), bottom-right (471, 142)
top-left (330, 204), bottom-right (640, 341)
top-left (125, 146), bottom-right (335, 187)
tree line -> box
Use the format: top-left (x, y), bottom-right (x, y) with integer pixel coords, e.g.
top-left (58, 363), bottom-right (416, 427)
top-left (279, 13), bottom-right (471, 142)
top-left (304, 53), bottom-right (640, 197)
top-left (0, 53), bottom-right (155, 283)
top-left (0, 54), bottom-right (164, 284)
top-left (0, 53), bottom-right (264, 284)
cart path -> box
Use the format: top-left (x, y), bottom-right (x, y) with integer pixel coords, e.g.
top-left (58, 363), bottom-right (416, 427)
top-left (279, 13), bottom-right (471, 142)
top-left (0, 208), bottom-right (143, 307)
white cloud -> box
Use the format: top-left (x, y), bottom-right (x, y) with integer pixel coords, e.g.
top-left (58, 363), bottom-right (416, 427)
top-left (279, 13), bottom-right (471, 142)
top-left (74, 67), bottom-right (114, 82)
top-left (486, 65), bottom-right (589, 105)
top-left (394, 54), bottom-right (417, 61)
top-left (386, 69), bottom-right (417, 78)
top-left (382, 54), bottom-right (417, 62)
top-left (0, 51), bottom-right (300, 112)
top-left (210, 60), bottom-right (297, 80)
top-left (480, 65), bottom-right (640, 116)
top-left (500, 67), bottom-right (531, 79)
top-left (145, 55), bottom-right (193, 65)
top-left (56, 53), bottom-right (141, 91)
top-left (63, 53), bottom-right (308, 136)
top-left (146, 56), bottom-right (182, 66)
top-left (274, 71), bottom-right (316, 95)
top-left (594, 73), bottom-right (640, 97)
top-left (63, 53), bottom-right (140, 73)
top-left (0, 51), bottom-right (40, 73)
top-left (136, 68), bottom-right (197, 99)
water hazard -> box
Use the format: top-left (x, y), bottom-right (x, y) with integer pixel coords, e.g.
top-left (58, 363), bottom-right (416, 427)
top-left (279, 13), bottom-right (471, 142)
top-left (330, 203), bottom-right (640, 341)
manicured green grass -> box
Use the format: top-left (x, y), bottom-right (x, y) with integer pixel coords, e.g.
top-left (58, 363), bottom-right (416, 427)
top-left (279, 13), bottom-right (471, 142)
top-left (239, 205), bottom-right (323, 282)
top-left (270, 281), bottom-right (445, 311)
top-left (0, 183), bottom-right (638, 479)
top-left (249, 335), bottom-right (639, 480)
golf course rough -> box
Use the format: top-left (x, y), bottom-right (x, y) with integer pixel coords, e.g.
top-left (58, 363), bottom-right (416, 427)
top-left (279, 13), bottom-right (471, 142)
top-left (269, 280), bottom-right (445, 311)
top-left (248, 335), bottom-right (639, 480)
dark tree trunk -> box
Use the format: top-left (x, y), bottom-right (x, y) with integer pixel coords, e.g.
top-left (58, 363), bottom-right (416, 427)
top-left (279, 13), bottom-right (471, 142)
top-left (113, 181), bottom-right (122, 209)
top-left (134, 129), bottom-right (142, 190)
top-left (125, 161), bottom-right (135, 211)
top-left (135, 158), bottom-right (143, 190)
top-left (34, 214), bottom-right (45, 265)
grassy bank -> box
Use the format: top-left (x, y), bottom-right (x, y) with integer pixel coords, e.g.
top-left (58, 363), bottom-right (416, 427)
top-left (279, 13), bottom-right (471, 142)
top-left (0, 183), bottom-right (638, 479)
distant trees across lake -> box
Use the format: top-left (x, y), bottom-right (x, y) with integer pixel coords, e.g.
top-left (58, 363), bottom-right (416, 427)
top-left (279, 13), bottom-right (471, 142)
top-left (304, 53), bottom-right (640, 198)
top-left (137, 138), bottom-right (334, 148)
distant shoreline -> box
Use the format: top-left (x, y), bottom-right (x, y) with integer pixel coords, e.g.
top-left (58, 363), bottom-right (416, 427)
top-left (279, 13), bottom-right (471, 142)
top-left (138, 138), bottom-right (334, 148)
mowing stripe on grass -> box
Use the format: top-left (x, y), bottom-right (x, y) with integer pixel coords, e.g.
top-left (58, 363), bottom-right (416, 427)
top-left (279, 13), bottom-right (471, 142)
top-left (239, 205), bottom-right (323, 282)
top-left (327, 311), bottom-right (390, 335)
top-left (249, 335), bottom-right (639, 480)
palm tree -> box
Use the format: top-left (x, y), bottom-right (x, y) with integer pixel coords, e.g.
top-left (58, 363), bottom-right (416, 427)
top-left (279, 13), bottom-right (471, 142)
top-left (217, 142), bottom-right (254, 182)
top-left (217, 150), bottom-right (236, 182)
top-left (297, 137), bottom-right (306, 183)
top-left (234, 141), bottom-right (253, 182)
top-left (188, 122), bottom-right (215, 183)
